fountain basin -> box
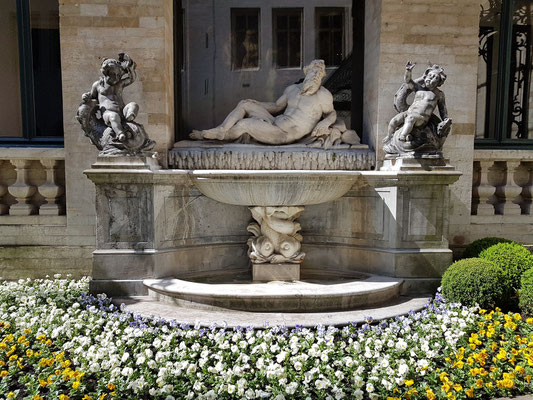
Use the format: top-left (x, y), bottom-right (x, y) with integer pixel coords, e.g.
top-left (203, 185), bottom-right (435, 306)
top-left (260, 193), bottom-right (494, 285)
top-left (190, 170), bottom-right (361, 206)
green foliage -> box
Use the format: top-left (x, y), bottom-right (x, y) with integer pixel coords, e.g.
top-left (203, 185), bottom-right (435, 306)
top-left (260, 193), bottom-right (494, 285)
top-left (479, 242), bottom-right (533, 292)
top-left (441, 258), bottom-right (507, 308)
top-left (519, 268), bottom-right (533, 315)
top-left (463, 237), bottom-right (514, 259)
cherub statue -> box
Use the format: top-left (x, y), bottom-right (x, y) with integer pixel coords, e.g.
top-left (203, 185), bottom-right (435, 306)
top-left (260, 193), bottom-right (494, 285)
top-left (190, 60), bottom-right (359, 148)
top-left (77, 53), bottom-right (155, 156)
top-left (383, 62), bottom-right (452, 157)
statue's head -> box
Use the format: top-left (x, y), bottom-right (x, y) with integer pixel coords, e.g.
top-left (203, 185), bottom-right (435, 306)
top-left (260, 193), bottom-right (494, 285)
top-left (301, 60), bottom-right (326, 95)
top-left (423, 64), bottom-right (446, 89)
top-left (100, 58), bottom-right (124, 86)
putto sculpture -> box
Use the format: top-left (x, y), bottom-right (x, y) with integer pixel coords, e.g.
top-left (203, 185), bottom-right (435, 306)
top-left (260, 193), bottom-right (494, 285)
top-left (190, 60), bottom-right (359, 149)
top-left (383, 61), bottom-right (452, 158)
top-left (77, 53), bottom-right (155, 156)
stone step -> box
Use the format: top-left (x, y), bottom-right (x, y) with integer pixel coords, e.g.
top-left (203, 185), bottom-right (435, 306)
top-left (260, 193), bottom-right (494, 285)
top-left (143, 273), bottom-right (404, 313)
top-left (113, 295), bottom-right (429, 328)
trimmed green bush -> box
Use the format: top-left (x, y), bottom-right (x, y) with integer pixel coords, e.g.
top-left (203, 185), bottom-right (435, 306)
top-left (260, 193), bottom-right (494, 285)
top-left (479, 242), bottom-right (533, 292)
top-left (441, 258), bottom-right (507, 308)
top-left (519, 268), bottom-right (533, 315)
top-left (463, 237), bottom-right (514, 259)
top-left (441, 258), bottom-right (510, 308)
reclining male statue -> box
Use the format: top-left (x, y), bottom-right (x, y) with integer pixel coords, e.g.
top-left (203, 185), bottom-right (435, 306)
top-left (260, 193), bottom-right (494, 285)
top-left (190, 60), bottom-right (358, 147)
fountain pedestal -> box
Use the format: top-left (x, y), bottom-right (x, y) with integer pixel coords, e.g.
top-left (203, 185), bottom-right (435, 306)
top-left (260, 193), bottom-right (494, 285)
top-left (252, 263), bottom-right (300, 281)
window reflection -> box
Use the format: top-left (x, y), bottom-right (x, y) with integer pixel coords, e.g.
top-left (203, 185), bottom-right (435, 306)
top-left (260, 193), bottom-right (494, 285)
top-left (232, 9), bottom-right (260, 70)
top-left (316, 8), bottom-right (344, 67)
top-left (273, 9), bottom-right (302, 69)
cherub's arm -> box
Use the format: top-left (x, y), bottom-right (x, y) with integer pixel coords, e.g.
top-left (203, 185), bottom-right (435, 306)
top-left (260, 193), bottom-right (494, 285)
top-left (437, 91), bottom-right (448, 120)
top-left (404, 61), bottom-right (416, 89)
top-left (82, 81), bottom-right (99, 102)
top-left (121, 55), bottom-right (137, 87)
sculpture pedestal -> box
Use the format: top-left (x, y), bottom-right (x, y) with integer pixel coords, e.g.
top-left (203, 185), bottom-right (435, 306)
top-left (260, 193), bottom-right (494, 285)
top-left (252, 263), bottom-right (300, 281)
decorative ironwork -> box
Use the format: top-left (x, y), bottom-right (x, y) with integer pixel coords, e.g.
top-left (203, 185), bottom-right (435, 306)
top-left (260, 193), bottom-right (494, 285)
top-left (323, 53), bottom-right (353, 112)
top-left (479, 26), bottom-right (494, 63)
top-left (479, 0), bottom-right (502, 27)
top-left (478, 26), bottom-right (495, 139)
top-left (509, 25), bottom-right (531, 139)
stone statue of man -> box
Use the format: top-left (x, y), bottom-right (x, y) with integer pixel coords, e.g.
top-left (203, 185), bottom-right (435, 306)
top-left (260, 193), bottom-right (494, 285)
top-left (190, 60), bottom-right (356, 146)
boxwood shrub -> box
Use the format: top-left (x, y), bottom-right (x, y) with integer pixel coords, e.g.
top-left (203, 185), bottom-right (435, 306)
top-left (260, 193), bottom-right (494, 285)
top-left (462, 237), bottom-right (514, 259)
top-left (519, 267), bottom-right (533, 315)
top-left (441, 258), bottom-right (507, 308)
top-left (479, 242), bottom-right (533, 292)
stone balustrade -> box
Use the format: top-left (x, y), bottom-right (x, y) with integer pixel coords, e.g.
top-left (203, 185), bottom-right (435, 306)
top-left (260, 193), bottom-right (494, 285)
top-left (0, 148), bottom-right (66, 216)
top-left (472, 150), bottom-right (533, 217)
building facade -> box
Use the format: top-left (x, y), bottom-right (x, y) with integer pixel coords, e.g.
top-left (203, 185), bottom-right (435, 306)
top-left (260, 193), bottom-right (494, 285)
top-left (0, 0), bottom-right (532, 279)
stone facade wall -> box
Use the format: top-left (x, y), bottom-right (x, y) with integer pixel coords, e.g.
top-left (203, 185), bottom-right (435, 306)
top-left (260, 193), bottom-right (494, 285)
top-left (4, 0), bottom-right (533, 279)
top-left (58, 0), bottom-right (174, 276)
top-left (0, 0), bottom-right (175, 279)
top-left (364, 0), bottom-right (480, 250)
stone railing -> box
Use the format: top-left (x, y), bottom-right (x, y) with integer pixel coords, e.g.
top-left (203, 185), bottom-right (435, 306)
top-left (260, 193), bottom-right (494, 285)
top-left (0, 148), bottom-right (66, 217)
top-left (472, 150), bottom-right (533, 217)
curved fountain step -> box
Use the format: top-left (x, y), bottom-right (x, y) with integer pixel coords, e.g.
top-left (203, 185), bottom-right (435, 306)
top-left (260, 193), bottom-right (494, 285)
top-left (144, 273), bottom-right (403, 313)
top-left (114, 295), bottom-right (429, 328)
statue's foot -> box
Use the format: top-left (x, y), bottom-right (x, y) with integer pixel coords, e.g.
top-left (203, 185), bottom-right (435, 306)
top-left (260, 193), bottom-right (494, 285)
top-left (190, 127), bottom-right (226, 141)
top-left (189, 130), bottom-right (205, 140)
top-left (202, 127), bottom-right (226, 140)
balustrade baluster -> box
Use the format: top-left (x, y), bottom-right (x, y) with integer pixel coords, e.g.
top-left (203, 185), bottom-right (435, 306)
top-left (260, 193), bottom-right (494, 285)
top-left (502, 161), bottom-right (523, 215)
top-left (0, 160), bottom-right (7, 215)
top-left (476, 160), bottom-right (496, 216)
top-left (38, 159), bottom-right (64, 215)
top-left (8, 160), bottom-right (37, 215)
top-left (523, 162), bottom-right (533, 215)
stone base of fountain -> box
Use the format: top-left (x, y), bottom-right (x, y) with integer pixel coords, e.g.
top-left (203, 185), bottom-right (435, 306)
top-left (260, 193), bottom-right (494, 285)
top-left (85, 155), bottom-right (460, 321)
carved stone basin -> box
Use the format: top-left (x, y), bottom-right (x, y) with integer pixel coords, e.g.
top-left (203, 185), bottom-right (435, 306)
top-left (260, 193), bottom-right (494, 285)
top-left (190, 170), bottom-right (360, 206)
top-left (189, 169), bottom-right (361, 281)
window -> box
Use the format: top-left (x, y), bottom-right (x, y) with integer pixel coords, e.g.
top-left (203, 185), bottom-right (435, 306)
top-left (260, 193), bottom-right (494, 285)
top-left (0, 0), bottom-right (63, 145)
top-left (316, 8), bottom-right (344, 67)
top-left (476, 0), bottom-right (533, 147)
top-left (273, 8), bottom-right (302, 69)
top-left (231, 8), bottom-right (260, 70)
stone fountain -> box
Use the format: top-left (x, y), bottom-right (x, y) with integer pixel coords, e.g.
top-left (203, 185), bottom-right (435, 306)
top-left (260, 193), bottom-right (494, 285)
top-left (82, 56), bottom-right (460, 324)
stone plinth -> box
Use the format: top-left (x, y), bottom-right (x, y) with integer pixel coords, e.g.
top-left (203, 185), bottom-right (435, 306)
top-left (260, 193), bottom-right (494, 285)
top-left (252, 263), bottom-right (300, 281)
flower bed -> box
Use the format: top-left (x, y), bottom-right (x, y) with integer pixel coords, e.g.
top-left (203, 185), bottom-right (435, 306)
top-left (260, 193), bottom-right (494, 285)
top-left (1, 277), bottom-right (533, 399)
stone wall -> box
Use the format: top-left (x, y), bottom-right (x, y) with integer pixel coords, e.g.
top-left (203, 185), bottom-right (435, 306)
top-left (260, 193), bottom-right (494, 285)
top-left (363, 0), bottom-right (480, 250)
top-left (0, 0), bottom-right (175, 279)
top-left (59, 0), bottom-right (175, 253)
